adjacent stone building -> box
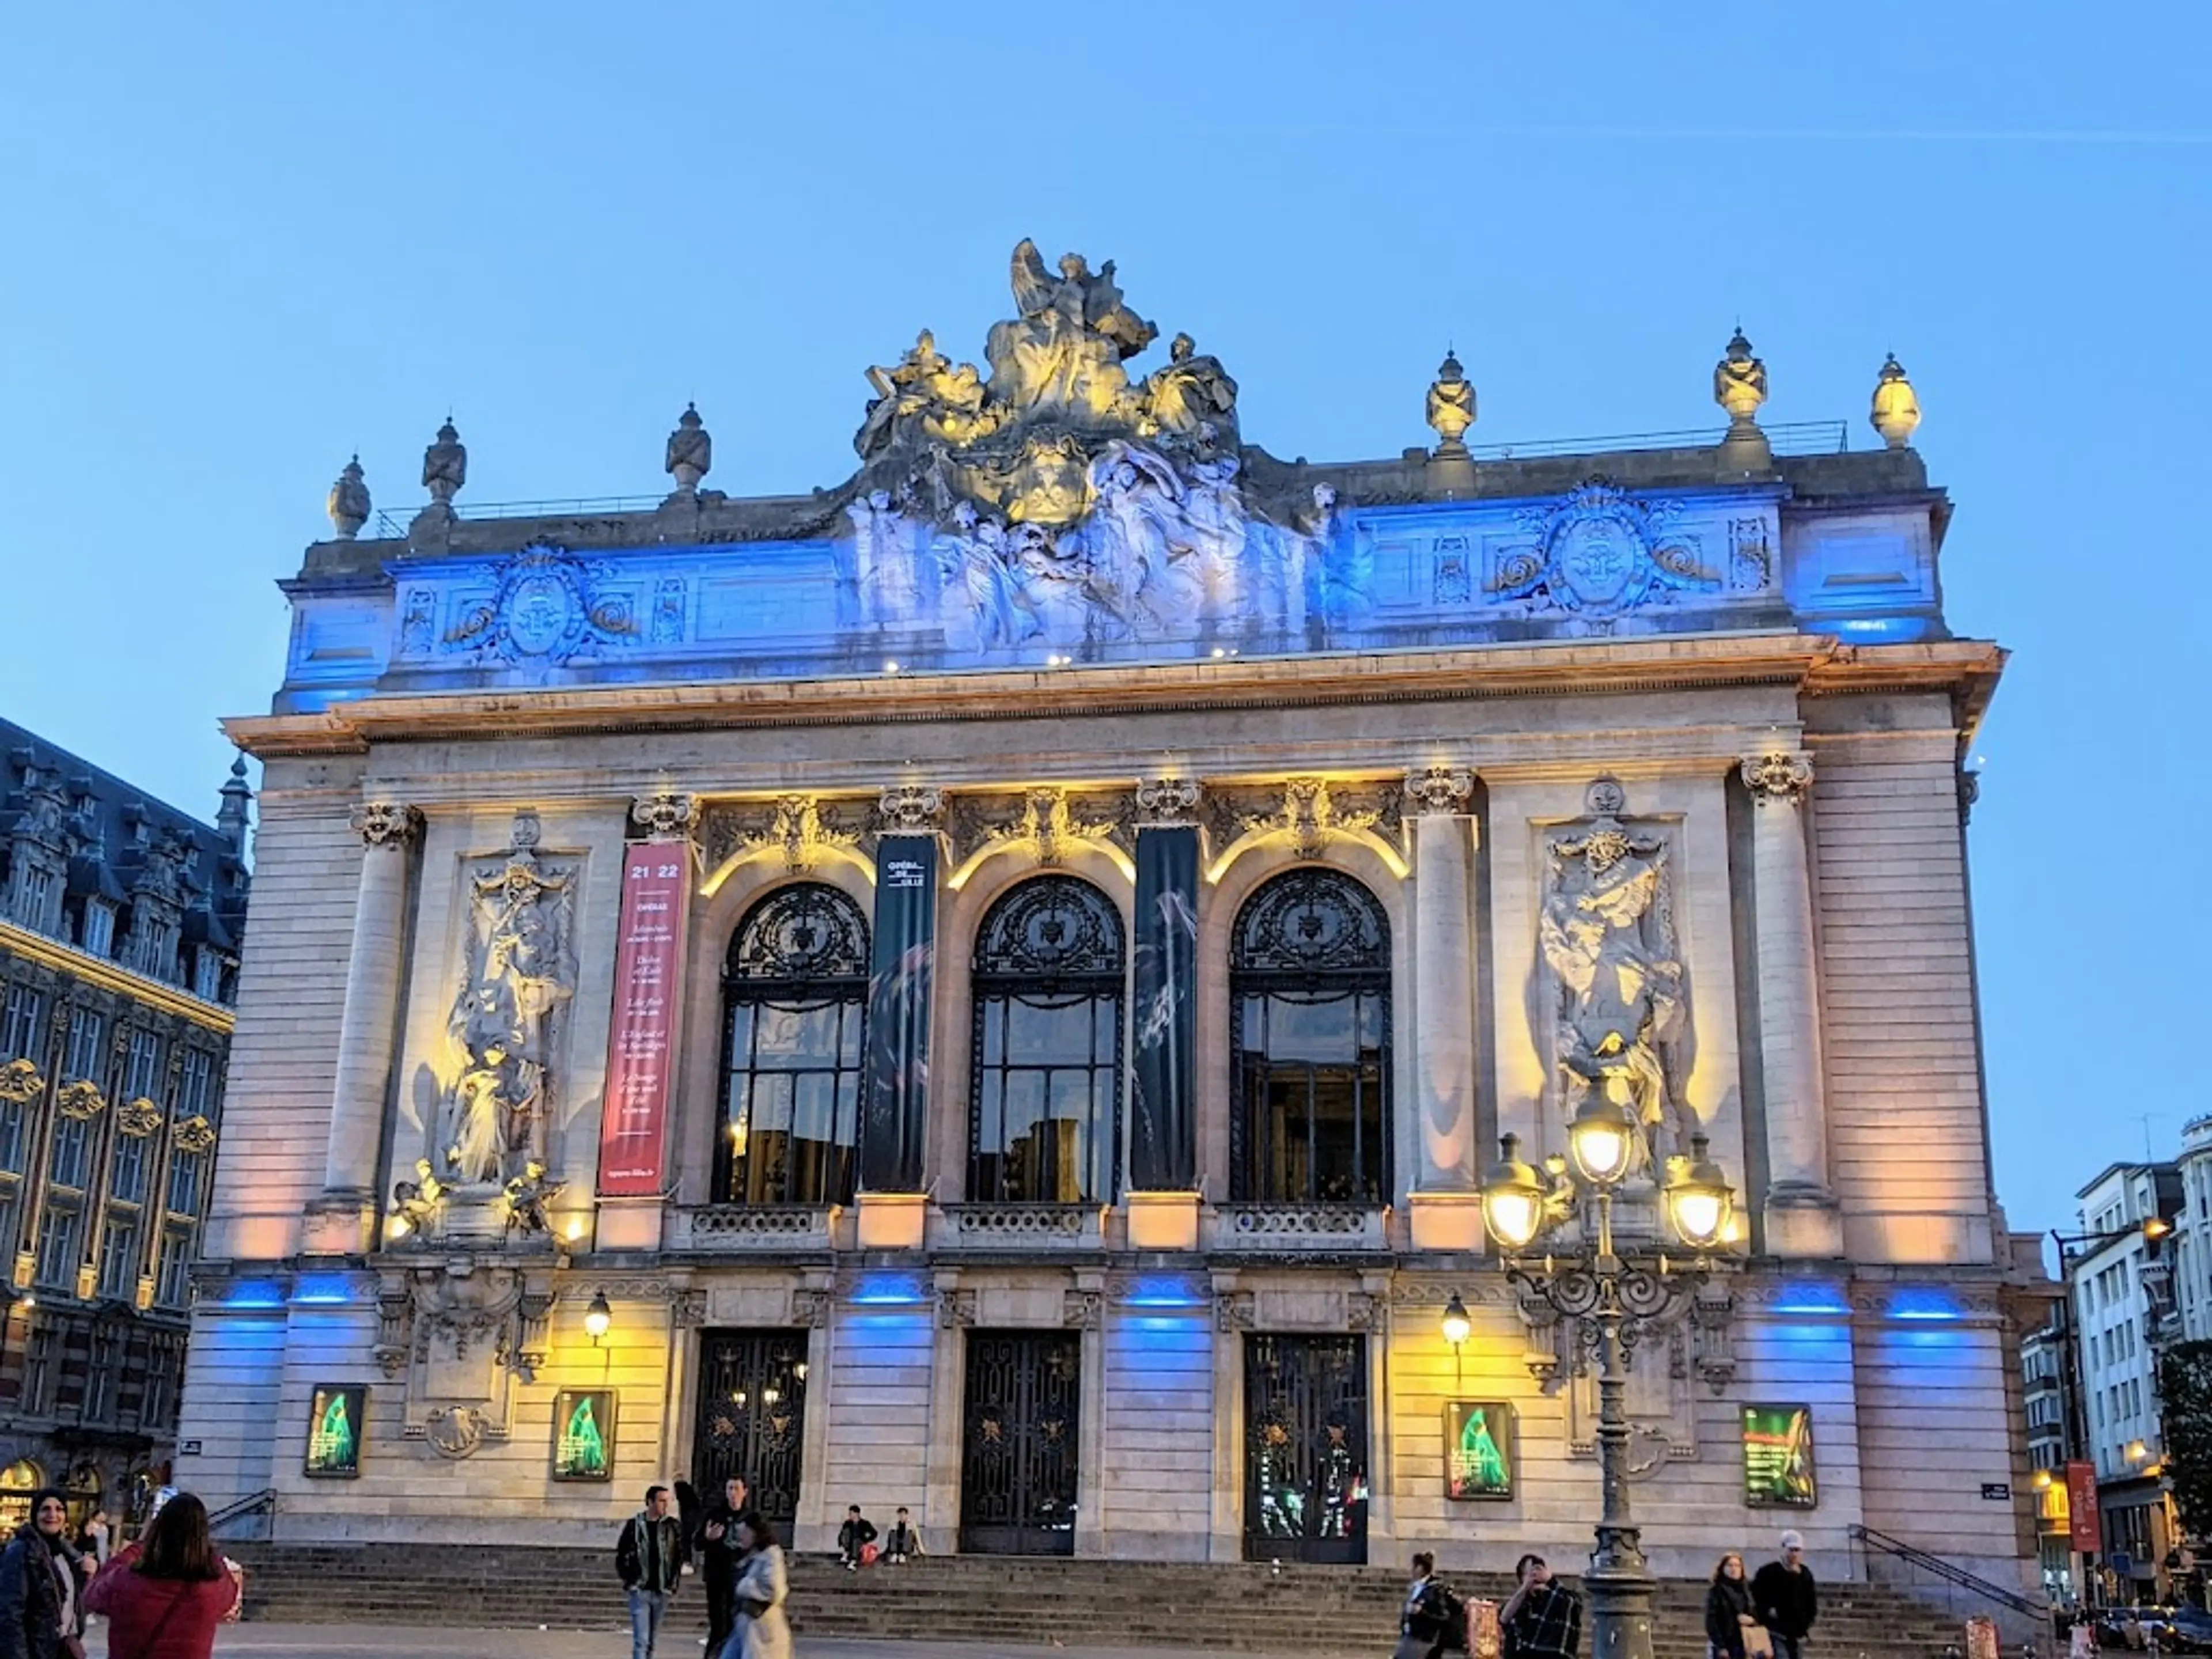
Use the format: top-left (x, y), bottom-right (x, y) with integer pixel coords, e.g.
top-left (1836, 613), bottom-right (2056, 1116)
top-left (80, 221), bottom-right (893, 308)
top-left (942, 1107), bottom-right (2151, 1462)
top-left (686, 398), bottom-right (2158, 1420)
top-left (0, 719), bottom-right (249, 1526)
top-left (180, 245), bottom-right (2042, 1583)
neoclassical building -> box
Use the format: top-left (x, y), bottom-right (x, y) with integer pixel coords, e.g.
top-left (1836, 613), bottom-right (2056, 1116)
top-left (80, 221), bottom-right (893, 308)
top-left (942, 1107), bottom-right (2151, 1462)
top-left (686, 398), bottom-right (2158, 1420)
top-left (181, 246), bottom-right (2039, 1583)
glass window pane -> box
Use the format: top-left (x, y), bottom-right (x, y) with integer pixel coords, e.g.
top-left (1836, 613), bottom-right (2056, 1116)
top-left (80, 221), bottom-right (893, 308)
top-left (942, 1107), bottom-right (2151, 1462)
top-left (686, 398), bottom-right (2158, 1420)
top-left (791, 1072), bottom-right (836, 1143)
top-left (750, 1073), bottom-right (794, 1133)
top-left (1048, 1069), bottom-right (1090, 1123)
top-left (1010, 997), bottom-right (1089, 1065)
top-left (1002, 1071), bottom-right (1045, 1145)
top-left (839, 1002), bottom-right (862, 1067)
top-left (727, 1003), bottom-right (755, 1066)
top-left (982, 1001), bottom-right (1005, 1066)
top-left (1267, 995), bottom-right (1356, 1064)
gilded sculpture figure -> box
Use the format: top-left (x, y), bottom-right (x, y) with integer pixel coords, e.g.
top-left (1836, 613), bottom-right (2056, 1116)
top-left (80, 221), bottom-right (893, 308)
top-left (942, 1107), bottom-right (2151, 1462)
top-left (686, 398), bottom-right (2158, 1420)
top-left (1141, 333), bottom-right (1239, 450)
top-left (1540, 780), bottom-right (1690, 1163)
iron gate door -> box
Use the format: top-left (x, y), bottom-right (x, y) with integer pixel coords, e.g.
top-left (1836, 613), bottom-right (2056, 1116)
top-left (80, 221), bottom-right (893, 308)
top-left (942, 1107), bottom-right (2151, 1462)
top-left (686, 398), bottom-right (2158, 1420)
top-left (1243, 1332), bottom-right (1369, 1564)
top-left (960, 1330), bottom-right (1081, 1555)
top-left (692, 1328), bottom-right (809, 1527)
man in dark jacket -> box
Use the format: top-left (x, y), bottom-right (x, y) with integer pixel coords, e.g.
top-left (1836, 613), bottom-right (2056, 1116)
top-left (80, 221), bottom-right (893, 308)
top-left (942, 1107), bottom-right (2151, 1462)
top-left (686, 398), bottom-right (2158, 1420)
top-left (1752, 1531), bottom-right (1819, 1659)
top-left (1501, 1554), bottom-right (1581, 1659)
top-left (838, 1505), bottom-right (878, 1570)
top-left (616, 1485), bottom-right (685, 1659)
top-left (695, 1476), bottom-right (749, 1656)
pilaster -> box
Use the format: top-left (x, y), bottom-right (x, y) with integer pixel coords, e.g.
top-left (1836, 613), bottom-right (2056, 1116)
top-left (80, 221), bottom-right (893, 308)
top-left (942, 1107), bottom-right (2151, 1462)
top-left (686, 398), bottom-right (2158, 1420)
top-left (1407, 767), bottom-right (1481, 1248)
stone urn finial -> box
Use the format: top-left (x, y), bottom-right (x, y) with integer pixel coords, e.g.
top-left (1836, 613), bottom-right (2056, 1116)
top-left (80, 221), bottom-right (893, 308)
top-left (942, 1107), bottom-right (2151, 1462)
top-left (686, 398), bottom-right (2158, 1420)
top-left (1714, 327), bottom-right (1767, 432)
top-left (1426, 348), bottom-right (1476, 458)
top-left (1869, 353), bottom-right (1921, 449)
top-left (423, 417), bottom-right (467, 507)
top-left (327, 454), bottom-right (370, 539)
top-left (665, 402), bottom-right (712, 495)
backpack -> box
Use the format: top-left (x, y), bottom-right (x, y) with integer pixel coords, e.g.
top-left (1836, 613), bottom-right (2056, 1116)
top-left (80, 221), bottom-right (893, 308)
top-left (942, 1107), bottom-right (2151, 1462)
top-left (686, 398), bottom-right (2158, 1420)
top-left (1435, 1585), bottom-right (1471, 1655)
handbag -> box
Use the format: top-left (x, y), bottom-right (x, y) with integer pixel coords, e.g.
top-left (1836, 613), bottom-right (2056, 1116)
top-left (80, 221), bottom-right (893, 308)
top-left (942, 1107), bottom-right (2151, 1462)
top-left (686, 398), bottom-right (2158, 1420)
top-left (1745, 1625), bottom-right (1775, 1659)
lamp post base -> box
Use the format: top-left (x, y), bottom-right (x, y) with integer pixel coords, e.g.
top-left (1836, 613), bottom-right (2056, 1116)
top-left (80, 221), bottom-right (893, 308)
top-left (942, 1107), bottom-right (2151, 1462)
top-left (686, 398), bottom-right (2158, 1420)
top-left (1585, 1524), bottom-right (1659, 1659)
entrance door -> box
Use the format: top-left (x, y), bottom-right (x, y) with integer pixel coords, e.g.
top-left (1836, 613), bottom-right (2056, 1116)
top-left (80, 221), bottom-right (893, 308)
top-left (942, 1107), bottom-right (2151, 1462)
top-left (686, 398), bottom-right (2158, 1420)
top-left (1243, 1332), bottom-right (1369, 1564)
top-left (693, 1329), bottom-right (809, 1527)
top-left (960, 1330), bottom-right (1081, 1555)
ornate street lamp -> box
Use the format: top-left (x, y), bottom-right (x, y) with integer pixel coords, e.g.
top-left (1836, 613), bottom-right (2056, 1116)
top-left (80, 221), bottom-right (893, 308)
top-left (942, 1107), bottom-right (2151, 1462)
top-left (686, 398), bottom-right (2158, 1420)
top-left (1441, 1291), bottom-right (1473, 1388)
top-left (1482, 1112), bottom-right (1738, 1659)
top-left (584, 1290), bottom-right (613, 1347)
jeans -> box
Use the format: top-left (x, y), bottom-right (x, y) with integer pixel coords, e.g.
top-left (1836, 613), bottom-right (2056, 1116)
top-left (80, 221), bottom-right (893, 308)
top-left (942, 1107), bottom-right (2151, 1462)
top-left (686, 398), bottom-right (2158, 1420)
top-left (1772, 1637), bottom-right (1804, 1659)
top-left (627, 1586), bottom-right (666, 1659)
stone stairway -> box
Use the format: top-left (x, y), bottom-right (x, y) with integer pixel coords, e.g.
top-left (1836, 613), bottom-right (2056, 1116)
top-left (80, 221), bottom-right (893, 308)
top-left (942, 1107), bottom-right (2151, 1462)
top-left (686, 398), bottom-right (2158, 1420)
top-left (225, 1546), bottom-right (1995, 1657)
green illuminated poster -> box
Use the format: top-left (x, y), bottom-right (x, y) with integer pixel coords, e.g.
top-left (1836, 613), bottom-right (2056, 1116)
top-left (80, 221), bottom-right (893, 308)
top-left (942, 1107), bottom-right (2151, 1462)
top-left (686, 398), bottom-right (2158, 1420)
top-left (304, 1384), bottom-right (365, 1479)
top-left (1445, 1402), bottom-right (1514, 1501)
top-left (552, 1388), bottom-right (616, 1482)
top-left (1741, 1403), bottom-right (1817, 1508)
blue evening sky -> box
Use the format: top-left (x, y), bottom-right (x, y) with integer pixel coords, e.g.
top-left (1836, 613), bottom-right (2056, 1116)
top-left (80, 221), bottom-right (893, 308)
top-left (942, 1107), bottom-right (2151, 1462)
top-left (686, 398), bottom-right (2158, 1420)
top-left (2, 5), bottom-right (2205, 1235)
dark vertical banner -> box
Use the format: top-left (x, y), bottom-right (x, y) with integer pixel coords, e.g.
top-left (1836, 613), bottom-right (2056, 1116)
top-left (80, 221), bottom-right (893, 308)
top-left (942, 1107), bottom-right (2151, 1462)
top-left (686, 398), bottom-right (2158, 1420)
top-left (1130, 825), bottom-right (1199, 1191)
top-left (859, 834), bottom-right (937, 1192)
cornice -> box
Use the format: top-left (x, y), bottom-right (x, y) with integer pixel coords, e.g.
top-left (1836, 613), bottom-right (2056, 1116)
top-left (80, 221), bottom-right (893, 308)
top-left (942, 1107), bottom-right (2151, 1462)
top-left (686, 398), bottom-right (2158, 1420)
top-left (0, 921), bottom-right (236, 1035)
top-left (224, 635), bottom-right (2008, 759)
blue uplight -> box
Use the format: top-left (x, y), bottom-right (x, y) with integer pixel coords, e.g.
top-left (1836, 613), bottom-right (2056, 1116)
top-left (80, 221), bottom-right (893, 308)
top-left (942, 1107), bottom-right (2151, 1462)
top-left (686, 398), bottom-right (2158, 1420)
top-left (1124, 1275), bottom-right (1206, 1309)
top-left (850, 1272), bottom-right (927, 1305)
top-left (1769, 1282), bottom-right (1850, 1316)
top-left (291, 1275), bottom-right (357, 1306)
top-left (223, 1279), bottom-right (286, 1309)
top-left (1888, 1287), bottom-right (1963, 1321)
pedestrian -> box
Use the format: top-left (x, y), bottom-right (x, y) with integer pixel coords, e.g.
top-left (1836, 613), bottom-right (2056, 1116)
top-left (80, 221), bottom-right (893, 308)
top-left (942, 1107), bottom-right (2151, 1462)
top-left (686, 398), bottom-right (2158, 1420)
top-left (1705, 1552), bottom-right (1761, 1659)
top-left (0, 1486), bottom-right (89, 1659)
top-left (615, 1484), bottom-right (685, 1659)
top-left (82, 1493), bottom-right (244, 1659)
top-left (884, 1506), bottom-right (925, 1564)
top-left (837, 1504), bottom-right (877, 1570)
top-left (1499, 1554), bottom-right (1581, 1659)
top-left (695, 1477), bottom-right (750, 1657)
top-left (1751, 1531), bottom-right (1818, 1659)
top-left (719, 1512), bottom-right (791, 1659)
top-left (1397, 1550), bottom-right (1452, 1659)
top-left (77, 1516), bottom-right (108, 1574)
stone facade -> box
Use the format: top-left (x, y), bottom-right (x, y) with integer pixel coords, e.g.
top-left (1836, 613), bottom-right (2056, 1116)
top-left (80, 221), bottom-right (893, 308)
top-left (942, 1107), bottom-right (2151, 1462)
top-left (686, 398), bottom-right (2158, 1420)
top-left (183, 249), bottom-right (2039, 1585)
top-left (0, 719), bottom-right (250, 1526)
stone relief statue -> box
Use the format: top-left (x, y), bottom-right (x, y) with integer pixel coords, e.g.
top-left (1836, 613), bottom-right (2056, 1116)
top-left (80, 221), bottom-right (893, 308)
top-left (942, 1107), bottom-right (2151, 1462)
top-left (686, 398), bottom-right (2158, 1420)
top-left (437, 814), bottom-right (577, 1191)
top-left (1539, 778), bottom-right (1691, 1165)
top-left (845, 240), bottom-right (1366, 654)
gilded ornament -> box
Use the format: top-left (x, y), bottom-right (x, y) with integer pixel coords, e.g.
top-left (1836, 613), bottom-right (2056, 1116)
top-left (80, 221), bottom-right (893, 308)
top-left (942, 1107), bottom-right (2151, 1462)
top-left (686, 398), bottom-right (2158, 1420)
top-left (1404, 765), bottom-right (1474, 816)
top-left (172, 1114), bottom-right (218, 1154)
top-left (116, 1096), bottom-right (164, 1138)
top-left (1426, 350), bottom-right (1477, 456)
top-left (54, 1080), bottom-right (107, 1122)
top-left (1869, 353), bottom-right (1921, 449)
top-left (1738, 750), bottom-right (1814, 804)
top-left (0, 1059), bottom-right (43, 1105)
top-left (1713, 328), bottom-right (1767, 431)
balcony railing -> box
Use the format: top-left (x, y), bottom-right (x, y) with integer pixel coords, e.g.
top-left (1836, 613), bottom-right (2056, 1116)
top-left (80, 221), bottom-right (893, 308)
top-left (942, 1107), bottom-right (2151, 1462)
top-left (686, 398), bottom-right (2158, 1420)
top-left (1211, 1203), bottom-right (1389, 1251)
top-left (669, 1205), bottom-right (838, 1252)
top-left (933, 1204), bottom-right (1108, 1251)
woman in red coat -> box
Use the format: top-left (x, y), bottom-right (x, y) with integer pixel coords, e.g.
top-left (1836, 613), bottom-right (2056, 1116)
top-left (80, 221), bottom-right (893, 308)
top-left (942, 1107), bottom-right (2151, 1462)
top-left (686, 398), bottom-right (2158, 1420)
top-left (84, 1495), bottom-right (241, 1659)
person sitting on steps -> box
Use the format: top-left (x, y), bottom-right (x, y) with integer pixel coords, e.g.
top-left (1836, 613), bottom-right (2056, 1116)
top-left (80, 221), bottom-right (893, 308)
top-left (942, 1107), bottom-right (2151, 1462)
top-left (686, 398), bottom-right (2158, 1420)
top-left (836, 1505), bottom-right (878, 1570)
top-left (883, 1507), bottom-right (924, 1564)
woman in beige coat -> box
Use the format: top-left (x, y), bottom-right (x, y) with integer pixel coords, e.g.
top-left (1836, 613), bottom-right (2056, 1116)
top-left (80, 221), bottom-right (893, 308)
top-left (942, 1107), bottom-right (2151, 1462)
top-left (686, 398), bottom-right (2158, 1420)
top-left (719, 1513), bottom-right (791, 1659)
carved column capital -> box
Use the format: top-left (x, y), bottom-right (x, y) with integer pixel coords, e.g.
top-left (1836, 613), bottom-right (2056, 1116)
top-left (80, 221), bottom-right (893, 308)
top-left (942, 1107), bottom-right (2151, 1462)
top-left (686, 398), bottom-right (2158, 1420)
top-left (1133, 774), bottom-right (1202, 828)
top-left (879, 783), bottom-right (945, 833)
top-left (1063, 1288), bottom-right (1104, 1330)
top-left (350, 802), bottom-right (423, 849)
top-left (1403, 765), bottom-right (1474, 816)
top-left (631, 790), bottom-right (700, 842)
top-left (1738, 750), bottom-right (1813, 805)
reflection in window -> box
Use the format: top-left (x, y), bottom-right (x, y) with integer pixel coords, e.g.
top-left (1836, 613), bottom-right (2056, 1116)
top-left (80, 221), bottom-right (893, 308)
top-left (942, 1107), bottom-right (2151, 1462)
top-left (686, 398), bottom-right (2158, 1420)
top-left (968, 876), bottom-right (1124, 1205)
top-left (1230, 868), bottom-right (1391, 1205)
top-left (717, 883), bottom-right (869, 1207)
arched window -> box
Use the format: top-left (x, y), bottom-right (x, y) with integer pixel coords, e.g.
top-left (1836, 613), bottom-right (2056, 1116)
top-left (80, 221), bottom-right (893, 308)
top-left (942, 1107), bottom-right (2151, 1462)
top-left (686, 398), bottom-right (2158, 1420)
top-left (1230, 868), bottom-right (1391, 1205)
top-left (969, 876), bottom-right (1124, 1205)
top-left (718, 883), bottom-right (870, 1206)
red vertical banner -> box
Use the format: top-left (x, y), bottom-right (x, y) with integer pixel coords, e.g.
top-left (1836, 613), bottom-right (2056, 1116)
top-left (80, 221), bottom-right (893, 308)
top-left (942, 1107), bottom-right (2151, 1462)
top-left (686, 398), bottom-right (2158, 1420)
top-left (596, 843), bottom-right (692, 1196)
top-left (2066, 1460), bottom-right (2103, 1553)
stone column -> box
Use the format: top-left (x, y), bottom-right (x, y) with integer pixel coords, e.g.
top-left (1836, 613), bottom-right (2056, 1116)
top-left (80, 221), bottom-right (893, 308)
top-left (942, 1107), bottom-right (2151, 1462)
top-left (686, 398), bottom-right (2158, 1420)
top-left (1739, 751), bottom-right (1843, 1257)
top-left (1127, 775), bottom-right (1202, 1251)
top-left (1406, 767), bottom-right (1482, 1251)
top-left (303, 802), bottom-right (421, 1256)
top-left (857, 785), bottom-right (943, 1251)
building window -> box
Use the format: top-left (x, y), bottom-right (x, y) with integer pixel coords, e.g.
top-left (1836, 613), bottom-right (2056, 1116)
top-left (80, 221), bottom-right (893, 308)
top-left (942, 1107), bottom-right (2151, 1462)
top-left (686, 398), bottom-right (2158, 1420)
top-left (33, 1206), bottom-right (80, 1290)
top-left (165, 1149), bottom-right (204, 1218)
top-left (176, 1050), bottom-right (214, 1121)
top-left (82, 1327), bottom-right (119, 1423)
top-left (96, 1218), bottom-right (139, 1301)
top-left (19, 1325), bottom-right (56, 1416)
top-left (0, 1188), bottom-right (17, 1268)
top-left (715, 882), bottom-right (870, 1207)
top-left (1229, 867), bottom-right (1392, 1205)
top-left (120, 1029), bottom-right (161, 1102)
top-left (967, 875), bottom-right (1124, 1205)
top-left (0, 985), bottom-right (43, 1061)
top-left (62, 1008), bottom-right (104, 1084)
top-left (192, 949), bottom-right (224, 1003)
top-left (0, 1097), bottom-right (26, 1176)
top-left (48, 1116), bottom-right (89, 1191)
top-left (110, 1132), bottom-right (149, 1206)
top-left (154, 1228), bottom-right (192, 1309)
top-left (79, 902), bottom-right (113, 959)
top-left (141, 1337), bottom-right (176, 1429)
top-left (15, 866), bottom-right (56, 933)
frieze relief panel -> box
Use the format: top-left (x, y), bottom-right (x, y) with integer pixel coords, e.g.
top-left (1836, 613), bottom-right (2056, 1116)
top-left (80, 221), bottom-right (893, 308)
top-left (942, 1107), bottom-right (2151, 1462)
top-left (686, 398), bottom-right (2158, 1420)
top-left (945, 786), bottom-right (1132, 871)
top-left (1201, 778), bottom-right (1403, 862)
top-left (700, 796), bottom-right (874, 876)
